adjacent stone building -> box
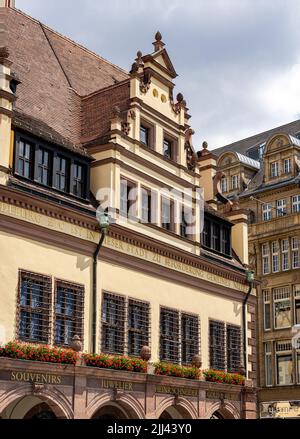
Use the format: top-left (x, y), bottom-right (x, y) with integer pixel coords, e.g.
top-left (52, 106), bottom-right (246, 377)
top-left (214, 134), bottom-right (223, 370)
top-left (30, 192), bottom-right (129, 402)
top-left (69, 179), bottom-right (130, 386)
top-left (214, 117), bottom-right (300, 418)
top-left (0, 4), bottom-right (256, 419)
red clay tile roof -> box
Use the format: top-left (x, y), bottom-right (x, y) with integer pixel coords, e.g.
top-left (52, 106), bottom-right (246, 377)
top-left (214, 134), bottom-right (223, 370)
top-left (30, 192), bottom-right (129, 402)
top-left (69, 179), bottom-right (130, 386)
top-left (2, 7), bottom-right (129, 148)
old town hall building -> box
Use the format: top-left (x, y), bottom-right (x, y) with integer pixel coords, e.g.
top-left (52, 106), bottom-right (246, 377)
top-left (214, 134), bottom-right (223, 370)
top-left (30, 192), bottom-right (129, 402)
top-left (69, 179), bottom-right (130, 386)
top-left (0, 2), bottom-right (256, 419)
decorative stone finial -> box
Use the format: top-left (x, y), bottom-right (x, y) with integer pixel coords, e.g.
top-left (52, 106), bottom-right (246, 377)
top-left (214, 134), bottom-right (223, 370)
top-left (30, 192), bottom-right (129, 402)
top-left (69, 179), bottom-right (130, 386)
top-left (70, 335), bottom-right (82, 352)
top-left (202, 141), bottom-right (208, 150)
top-left (177, 93), bottom-right (184, 103)
top-left (153, 31), bottom-right (165, 51)
top-left (135, 51), bottom-right (144, 67)
top-left (192, 355), bottom-right (202, 369)
top-left (140, 346), bottom-right (151, 362)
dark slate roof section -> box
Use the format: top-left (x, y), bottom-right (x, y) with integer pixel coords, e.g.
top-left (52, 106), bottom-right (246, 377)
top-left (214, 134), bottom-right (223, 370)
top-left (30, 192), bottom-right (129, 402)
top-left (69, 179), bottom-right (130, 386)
top-left (213, 118), bottom-right (300, 157)
top-left (240, 174), bottom-right (300, 198)
top-left (204, 202), bottom-right (233, 224)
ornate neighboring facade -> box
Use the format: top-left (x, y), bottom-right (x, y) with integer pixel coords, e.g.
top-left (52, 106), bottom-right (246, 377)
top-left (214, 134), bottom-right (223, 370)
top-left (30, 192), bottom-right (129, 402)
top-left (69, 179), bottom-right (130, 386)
top-left (0, 4), bottom-right (256, 419)
top-left (214, 119), bottom-right (300, 418)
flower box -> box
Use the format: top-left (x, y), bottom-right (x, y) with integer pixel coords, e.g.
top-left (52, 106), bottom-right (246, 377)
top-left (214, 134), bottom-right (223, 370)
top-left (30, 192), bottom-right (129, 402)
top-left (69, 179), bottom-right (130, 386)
top-left (0, 341), bottom-right (78, 365)
top-left (154, 362), bottom-right (201, 380)
top-left (203, 369), bottom-right (245, 385)
top-left (83, 353), bottom-right (147, 373)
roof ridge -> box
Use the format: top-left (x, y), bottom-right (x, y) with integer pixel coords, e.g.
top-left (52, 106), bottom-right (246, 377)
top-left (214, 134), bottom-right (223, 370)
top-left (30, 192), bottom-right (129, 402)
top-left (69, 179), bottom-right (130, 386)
top-left (213, 117), bottom-right (300, 152)
top-left (13, 7), bottom-right (129, 78)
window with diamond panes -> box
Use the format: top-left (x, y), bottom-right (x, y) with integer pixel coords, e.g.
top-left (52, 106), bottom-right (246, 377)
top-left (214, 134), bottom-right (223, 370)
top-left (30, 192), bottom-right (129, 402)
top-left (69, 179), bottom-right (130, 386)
top-left (17, 271), bottom-right (52, 344)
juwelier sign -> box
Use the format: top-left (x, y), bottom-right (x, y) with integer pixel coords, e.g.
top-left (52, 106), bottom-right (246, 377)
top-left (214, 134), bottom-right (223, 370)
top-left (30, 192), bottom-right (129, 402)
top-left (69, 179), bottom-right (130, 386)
top-left (260, 401), bottom-right (300, 418)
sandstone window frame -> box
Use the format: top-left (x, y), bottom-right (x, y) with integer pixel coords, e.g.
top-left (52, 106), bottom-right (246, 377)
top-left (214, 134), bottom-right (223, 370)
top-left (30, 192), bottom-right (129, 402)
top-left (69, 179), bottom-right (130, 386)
top-left (181, 312), bottom-right (200, 366)
top-left (160, 307), bottom-right (180, 364)
top-left (270, 161), bottom-right (279, 178)
top-left (101, 292), bottom-right (126, 355)
top-left (264, 342), bottom-right (273, 387)
top-left (273, 287), bottom-right (291, 330)
top-left (220, 177), bottom-right (228, 193)
top-left (162, 130), bottom-right (178, 163)
top-left (292, 237), bottom-right (299, 269)
top-left (120, 177), bottom-right (138, 218)
top-left (263, 290), bottom-right (271, 331)
top-left (231, 174), bottom-right (239, 190)
top-left (262, 203), bottom-right (272, 222)
top-left (292, 195), bottom-right (300, 214)
top-left (226, 324), bottom-right (242, 374)
top-left (262, 242), bottom-right (270, 275)
top-left (283, 158), bottom-right (292, 175)
top-left (271, 241), bottom-right (280, 273)
top-left (276, 199), bottom-right (287, 217)
top-left (281, 238), bottom-right (290, 272)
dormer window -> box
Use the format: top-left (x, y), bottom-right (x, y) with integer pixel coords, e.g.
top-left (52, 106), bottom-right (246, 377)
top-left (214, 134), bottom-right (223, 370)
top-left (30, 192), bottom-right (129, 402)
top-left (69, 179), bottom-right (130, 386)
top-left (17, 140), bottom-right (33, 179)
top-left (271, 162), bottom-right (279, 178)
top-left (14, 132), bottom-right (90, 201)
top-left (72, 163), bottom-right (85, 198)
top-left (202, 215), bottom-right (232, 257)
top-left (284, 158), bottom-right (291, 174)
top-left (55, 156), bottom-right (69, 192)
top-left (37, 148), bottom-right (51, 186)
top-left (231, 175), bottom-right (239, 190)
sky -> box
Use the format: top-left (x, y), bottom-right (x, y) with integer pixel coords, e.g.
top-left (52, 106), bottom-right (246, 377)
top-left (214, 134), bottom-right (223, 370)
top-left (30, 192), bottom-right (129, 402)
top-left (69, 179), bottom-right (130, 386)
top-left (16, 0), bottom-right (300, 150)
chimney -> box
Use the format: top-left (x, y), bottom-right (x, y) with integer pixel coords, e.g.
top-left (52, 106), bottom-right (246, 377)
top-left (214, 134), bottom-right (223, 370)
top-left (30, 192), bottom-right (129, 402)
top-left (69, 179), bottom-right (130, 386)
top-left (224, 208), bottom-right (249, 266)
top-left (197, 141), bottom-right (218, 209)
top-left (0, 1), bottom-right (15, 7)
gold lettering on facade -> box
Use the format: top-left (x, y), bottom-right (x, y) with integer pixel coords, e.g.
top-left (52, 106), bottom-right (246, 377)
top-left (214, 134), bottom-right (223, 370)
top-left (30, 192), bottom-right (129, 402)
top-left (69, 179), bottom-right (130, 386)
top-left (101, 379), bottom-right (133, 391)
top-left (10, 371), bottom-right (62, 385)
top-left (155, 385), bottom-right (198, 397)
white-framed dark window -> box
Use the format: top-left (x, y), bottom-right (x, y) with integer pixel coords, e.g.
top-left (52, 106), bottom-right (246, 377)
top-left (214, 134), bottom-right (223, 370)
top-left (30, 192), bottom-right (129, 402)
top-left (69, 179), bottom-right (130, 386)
top-left (202, 215), bottom-right (231, 257)
top-left (281, 239), bottom-right (290, 271)
top-left (14, 132), bottom-right (89, 200)
top-left (37, 148), bottom-right (51, 186)
top-left (16, 139), bottom-right (33, 179)
top-left (263, 290), bottom-right (271, 330)
top-left (262, 243), bottom-right (270, 275)
top-left (262, 203), bottom-right (272, 221)
top-left (292, 195), bottom-right (300, 213)
top-left (221, 177), bottom-right (228, 193)
top-left (72, 163), bottom-right (85, 198)
top-left (272, 241), bottom-right (280, 273)
top-left (273, 287), bottom-right (291, 329)
top-left (17, 270), bottom-right (52, 344)
top-left (54, 281), bottom-right (84, 347)
top-left (284, 158), bottom-right (291, 174)
top-left (276, 341), bottom-right (293, 386)
top-left (271, 162), bottom-right (279, 178)
top-left (55, 156), bottom-right (69, 192)
top-left (231, 175), bottom-right (239, 190)
top-left (265, 342), bottom-right (272, 386)
top-left (276, 199), bottom-right (287, 217)
top-left (292, 237), bottom-right (300, 269)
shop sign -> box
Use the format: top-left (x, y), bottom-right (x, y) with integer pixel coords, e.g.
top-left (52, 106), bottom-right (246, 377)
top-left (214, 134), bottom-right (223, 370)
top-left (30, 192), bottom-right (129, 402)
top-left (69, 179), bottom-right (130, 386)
top-left (260, 401), bottom-right (300, 418)
top-left (155, 385), bottom-right (198, 397)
